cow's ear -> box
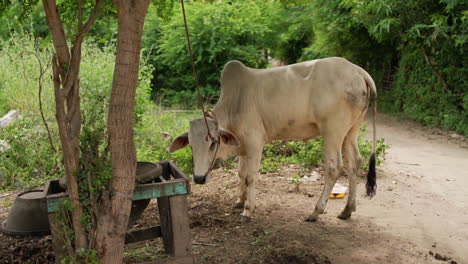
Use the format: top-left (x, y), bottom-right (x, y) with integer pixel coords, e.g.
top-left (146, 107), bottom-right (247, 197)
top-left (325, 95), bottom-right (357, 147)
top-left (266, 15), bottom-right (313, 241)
top-left (169, 132), bottom-right (189, 153)
top-left (219, 128), bottom-right (240, 147)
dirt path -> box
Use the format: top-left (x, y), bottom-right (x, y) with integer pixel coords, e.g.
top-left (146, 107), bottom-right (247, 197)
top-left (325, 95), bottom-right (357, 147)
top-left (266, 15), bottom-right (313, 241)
top-left (360, 113), bottom-right (468, 263)
top-left (175, 113), bottom-right (467, 264)
top-left (1, 113), bottom-right (467, 264)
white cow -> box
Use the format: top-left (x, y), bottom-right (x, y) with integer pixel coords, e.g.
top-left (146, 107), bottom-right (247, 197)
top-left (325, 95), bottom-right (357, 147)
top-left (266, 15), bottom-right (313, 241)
top-left (170, 57), bottom-right (377, 222)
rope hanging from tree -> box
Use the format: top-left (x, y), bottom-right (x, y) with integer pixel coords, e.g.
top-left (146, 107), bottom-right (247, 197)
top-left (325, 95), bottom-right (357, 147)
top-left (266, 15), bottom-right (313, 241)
top-left (180, 0), bottom-right (217, 144)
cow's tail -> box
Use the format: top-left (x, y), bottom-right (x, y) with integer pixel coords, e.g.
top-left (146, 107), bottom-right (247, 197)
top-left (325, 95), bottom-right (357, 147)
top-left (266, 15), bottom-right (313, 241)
top-left (361, 69), bottom-right (377, 197)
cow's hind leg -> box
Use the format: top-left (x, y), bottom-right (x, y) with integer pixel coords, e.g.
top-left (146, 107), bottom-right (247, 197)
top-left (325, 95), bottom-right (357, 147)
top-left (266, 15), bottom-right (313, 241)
top-left (306, 130), bottom-right (345, 222)
top-left (338, 123), bottom-right (362, 220)
top-left (234, 156), bottom-right (248, 209)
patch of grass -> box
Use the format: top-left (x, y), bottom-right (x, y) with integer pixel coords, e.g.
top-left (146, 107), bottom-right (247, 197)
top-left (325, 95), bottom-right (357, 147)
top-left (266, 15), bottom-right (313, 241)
top-left (134, 109), bottom-right (200, 176)
top-left (0, 116), bottom-right (61, 189)
top-left (259, 123), bottom-right (389, 174)
top-left (124, 244), bottom-right (167, 263)
top-left (288, 174), bottom-right (302, 185)
top-left (0, 197), bottom-right (13, 207)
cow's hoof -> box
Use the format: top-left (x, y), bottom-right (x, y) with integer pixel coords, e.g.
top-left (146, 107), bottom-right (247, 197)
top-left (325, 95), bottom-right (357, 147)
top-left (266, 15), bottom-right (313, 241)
top-left (337, 212), bottom-right (352, 220)
top-left (304, 215), bottom-right (318, 222)
top-left (240, 215), bottom-right (251, 223)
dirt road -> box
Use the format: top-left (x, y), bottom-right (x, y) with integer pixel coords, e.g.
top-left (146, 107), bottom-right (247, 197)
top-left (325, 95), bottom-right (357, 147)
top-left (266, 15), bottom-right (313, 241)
top-left (360, 114), bottom-right (468, 263)
top-left (175, 113), bottom-right (468, 264)
top-left (1, 113), bottom-right (467, 264)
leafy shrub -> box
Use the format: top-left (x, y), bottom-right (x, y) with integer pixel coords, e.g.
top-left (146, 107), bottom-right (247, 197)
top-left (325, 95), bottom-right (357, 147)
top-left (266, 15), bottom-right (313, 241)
top-left (143, 0), bottom-right (282, 107)
top-left (268, 4), bottom-right (315, 64)
top-left (379, 47), bottom-right (467, 135)
top-left (0, 33), bottom-right (55, 117)
top-left (338, 0), bottom-right (467, 135)
top-left (0, 116), bottom-right (62, 188)
top-left (0, 34), bottom-right (154, 190)
top-left (358, 123), bottom-right (390, 167)
top-left (134, 110), bottom-right (199, 175)
top-left (259, 123), bottom-right (388, 174)
top-left (297, 0), bottom-right (466, 136)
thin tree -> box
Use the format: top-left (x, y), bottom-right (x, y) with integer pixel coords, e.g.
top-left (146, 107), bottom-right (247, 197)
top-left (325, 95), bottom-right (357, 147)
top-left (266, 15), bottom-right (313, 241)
top-left (41, 0), bottom-right (150, 262)
top-left (43, 0), bottom-right (104, 249)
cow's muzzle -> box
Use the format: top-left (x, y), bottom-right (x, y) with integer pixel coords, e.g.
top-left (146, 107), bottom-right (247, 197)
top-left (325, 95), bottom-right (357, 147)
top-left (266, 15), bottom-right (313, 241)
top-left (193, 175), bottom-right (207, 184)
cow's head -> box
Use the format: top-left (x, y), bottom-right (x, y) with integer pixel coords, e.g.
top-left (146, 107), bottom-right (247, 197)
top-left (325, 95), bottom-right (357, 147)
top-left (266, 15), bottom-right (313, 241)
top-left (169, 117), bottom-right (240, 184)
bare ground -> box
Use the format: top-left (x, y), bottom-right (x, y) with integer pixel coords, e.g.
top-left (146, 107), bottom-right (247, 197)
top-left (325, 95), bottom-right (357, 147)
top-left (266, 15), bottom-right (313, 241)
top-left (1, 113), bottom-right (467, 264)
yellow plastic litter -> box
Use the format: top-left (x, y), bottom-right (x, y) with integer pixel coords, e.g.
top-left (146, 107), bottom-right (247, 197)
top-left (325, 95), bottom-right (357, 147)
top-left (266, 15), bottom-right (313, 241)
top-left (329, 183), bottom-right (348, 199)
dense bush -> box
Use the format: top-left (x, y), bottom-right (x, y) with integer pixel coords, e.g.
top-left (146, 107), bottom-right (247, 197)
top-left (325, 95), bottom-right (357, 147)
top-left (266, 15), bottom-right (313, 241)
top-left (268, 4), bottom-right (315, 64)
top-left (379, 48), bottom-right (467, 133)
top-left (143, 0), bottom-right (282, 107)
top-left (0, 2), bottom-right (49, 41)
top-left (0, 34), bottom-right (153, 189)
top-left (303, 0), bottom-right (467, 135)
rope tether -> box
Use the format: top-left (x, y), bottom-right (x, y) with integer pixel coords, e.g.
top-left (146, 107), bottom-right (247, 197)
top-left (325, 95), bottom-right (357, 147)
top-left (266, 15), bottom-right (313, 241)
top-left (180, 0), bottom-right (217, 144)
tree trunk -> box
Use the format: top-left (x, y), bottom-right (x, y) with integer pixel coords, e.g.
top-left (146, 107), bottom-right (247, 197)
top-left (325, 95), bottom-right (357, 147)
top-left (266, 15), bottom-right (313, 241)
top-left (43, 0), bottom-right (88, 250)
top-left (94, 1), bottom-right (150, 263)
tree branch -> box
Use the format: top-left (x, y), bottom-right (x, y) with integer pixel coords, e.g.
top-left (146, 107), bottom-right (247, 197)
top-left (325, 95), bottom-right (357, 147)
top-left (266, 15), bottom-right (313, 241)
top-left (421, 46), bottom-right (449, 92)
top-left (62, 0), bottom-right (104, 98)
top-left (35, 51), bottom-right (57, 152)
top-left (42, 0), bottom-right (70, 66)
top-left (18, 50), bottom-right (57, 152)
top-left (75, 0), bottom-right (105, 44)
top-left (78, 0), bottom-right (83, 31)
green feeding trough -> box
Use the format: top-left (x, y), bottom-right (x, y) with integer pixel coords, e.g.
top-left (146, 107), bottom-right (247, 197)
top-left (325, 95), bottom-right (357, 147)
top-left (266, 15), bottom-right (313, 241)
top-left (45, 161), bottom-right (189, 215)
top-left (1, 161), bottom-right (190, 238)
top-left (44, 161), bottom-right (193, 264)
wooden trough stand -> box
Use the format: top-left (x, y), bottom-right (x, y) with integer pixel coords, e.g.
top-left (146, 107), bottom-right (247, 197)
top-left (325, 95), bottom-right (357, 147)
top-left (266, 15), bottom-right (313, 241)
top-left (45, 161), bottom-right (193, 264)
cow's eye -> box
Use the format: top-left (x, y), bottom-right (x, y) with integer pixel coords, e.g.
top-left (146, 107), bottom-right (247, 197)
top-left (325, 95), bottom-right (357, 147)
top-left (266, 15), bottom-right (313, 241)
top-left (209, 142), bottom-right (216, 151)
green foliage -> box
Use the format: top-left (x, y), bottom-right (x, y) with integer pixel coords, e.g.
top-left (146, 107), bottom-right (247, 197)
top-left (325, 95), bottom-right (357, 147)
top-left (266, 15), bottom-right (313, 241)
top-left (259, 155), bottom-right (288, 174)
top-left (144, 0), bottom-right (281, 107)
top-left (0, 2), bottom-right (50, 40)
top-left (134, 109), bottom-right (198, 175)
top-left (288, 139), bottom-right (324, 167)
top-left (261, 139), bottom-right (324, 172)
top-left (259, 124), bottom-right (388, 174)
top-left (0, 33), bottom-right (59, 189)
top-left (358, 123), bottom-right (390, 167)
top-left (299, 0), bottom-right (395, 87)
top-left (345, 0), bottom-right (467, 135)
top-left (0, 33), bottom-right (54, 116)
top-left (55, 200), bottom-right (101, 264)
top-left (298, 0), bottom-right (467, 136)
top-left (268, 4), bottom-right (315, 64)
top-left (0, 34), bottom-right (154, 190)
top-left (379, 47), bottom-right (468, 134)
top-left (288, 174), bottom-right (302, 185)
top-left (0, 116), bottom-right (62, 188)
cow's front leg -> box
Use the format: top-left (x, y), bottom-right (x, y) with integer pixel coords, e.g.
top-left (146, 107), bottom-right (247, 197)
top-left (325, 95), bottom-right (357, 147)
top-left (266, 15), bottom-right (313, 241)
top-left (233, 156), bottom-right (248, 209)
top-left (240, 149), bottom-right (262, 221)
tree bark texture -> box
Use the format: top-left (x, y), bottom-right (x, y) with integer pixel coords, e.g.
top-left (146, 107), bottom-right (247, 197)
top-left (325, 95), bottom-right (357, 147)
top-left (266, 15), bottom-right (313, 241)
top-left (95, 1), bottom-right (150, 263)
top-left (43, 0), bottom-right (88, 250)
top-left (42, 0), bottom-right (104, 251)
